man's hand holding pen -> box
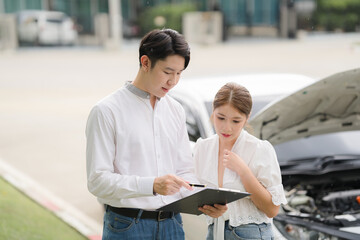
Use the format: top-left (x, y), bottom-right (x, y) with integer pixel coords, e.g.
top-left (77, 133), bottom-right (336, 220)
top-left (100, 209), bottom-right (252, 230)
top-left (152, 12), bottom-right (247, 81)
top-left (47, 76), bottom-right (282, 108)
top-left (188, 183), bottom-right (206, 188)
top-left (153, 174), bottom-right (192, 195)
top-left (154, 177), bottom-right (228, 218)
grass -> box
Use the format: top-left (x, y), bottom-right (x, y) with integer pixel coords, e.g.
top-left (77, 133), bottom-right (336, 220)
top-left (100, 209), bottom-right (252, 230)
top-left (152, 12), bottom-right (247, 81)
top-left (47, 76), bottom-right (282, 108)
top-left (0, 177), bottom-right (88, 240)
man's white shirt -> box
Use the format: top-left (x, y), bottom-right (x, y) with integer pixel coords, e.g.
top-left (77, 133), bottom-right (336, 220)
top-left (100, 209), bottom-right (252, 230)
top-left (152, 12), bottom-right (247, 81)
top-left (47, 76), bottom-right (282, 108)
top-left (86, 83), bottom-right (197, 210)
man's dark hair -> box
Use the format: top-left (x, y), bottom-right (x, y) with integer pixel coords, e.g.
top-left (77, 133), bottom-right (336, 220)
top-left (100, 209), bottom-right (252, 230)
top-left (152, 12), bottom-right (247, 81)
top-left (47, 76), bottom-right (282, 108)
top-left (139, 29), bottom-right (190, 69)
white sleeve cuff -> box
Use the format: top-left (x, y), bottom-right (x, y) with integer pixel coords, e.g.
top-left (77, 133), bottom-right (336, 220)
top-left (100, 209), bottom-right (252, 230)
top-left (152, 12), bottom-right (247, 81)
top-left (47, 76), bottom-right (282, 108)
top-left (138, 177), bottom-right (156, 196)
top-left (267, 184), bottom-right (288, 206)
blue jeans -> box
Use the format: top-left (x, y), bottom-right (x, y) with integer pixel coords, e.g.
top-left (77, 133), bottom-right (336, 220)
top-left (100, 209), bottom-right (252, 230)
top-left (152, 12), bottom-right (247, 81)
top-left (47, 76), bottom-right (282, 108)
top-left (102, 208), bottom-right (184, 240)
top-left (207, 221), bottom-right (274, 240)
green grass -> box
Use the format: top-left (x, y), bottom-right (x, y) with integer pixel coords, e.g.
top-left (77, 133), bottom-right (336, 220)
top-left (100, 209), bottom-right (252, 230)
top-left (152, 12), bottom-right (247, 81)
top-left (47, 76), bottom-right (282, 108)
top-left (0, 177), bottom-right (88, 240)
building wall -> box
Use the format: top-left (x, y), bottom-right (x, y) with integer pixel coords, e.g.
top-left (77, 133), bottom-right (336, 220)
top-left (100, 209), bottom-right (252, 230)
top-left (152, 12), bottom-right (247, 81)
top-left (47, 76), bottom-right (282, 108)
top-left (221, 0), bottom-right (279, 26)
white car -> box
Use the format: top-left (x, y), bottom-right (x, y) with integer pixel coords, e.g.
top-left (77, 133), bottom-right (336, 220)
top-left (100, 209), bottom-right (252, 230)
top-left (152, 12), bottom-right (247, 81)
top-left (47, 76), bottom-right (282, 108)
top-left (17, 10), bottom-right (78, 46)
top-left (171, 73), bottom-right (315, 143)
top-left (170, 69), bottom-right (360, 240)
top-left (171, 73), bottom-right (315, 239)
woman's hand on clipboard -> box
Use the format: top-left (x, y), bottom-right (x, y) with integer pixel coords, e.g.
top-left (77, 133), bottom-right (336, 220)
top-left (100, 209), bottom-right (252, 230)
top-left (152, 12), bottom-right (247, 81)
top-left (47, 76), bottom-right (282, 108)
top-left (198, 204), bottom-right (228, 218)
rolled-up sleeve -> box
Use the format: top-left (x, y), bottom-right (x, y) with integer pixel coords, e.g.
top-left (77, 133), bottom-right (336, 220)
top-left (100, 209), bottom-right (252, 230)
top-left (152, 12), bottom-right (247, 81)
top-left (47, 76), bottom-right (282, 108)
top-left (250, 140), bottom-right (287, 206)
top-left (86, 105), bottom-right (154, 201)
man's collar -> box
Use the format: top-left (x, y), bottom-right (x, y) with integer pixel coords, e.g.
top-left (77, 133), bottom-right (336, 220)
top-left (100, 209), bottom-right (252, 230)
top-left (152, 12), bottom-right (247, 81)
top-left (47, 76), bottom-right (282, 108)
top-left (125, 81), bottom-right (150, 99)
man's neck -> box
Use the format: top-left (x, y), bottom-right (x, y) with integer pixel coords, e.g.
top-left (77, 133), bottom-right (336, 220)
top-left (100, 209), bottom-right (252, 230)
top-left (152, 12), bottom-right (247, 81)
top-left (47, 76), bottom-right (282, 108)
top-left (132, 75), bottom-right (157, 109)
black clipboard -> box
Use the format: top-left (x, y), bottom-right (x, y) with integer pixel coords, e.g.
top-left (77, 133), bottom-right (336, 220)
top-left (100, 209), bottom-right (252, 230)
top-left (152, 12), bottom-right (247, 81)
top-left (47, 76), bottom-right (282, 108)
top-left (156, 188), bottom-right (250, 215)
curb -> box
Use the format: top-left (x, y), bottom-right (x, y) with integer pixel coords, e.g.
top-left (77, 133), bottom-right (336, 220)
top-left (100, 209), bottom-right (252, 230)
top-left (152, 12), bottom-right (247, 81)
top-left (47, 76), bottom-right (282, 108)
top-left (0, 158), bottom-right (102, 240)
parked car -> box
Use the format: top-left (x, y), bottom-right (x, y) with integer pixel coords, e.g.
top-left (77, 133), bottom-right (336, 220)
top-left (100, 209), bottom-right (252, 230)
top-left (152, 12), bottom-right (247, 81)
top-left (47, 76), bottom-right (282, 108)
top-left (170, 69), bottom-right (360, 240)
top-left (170, 73), bottom-right (315, 142)
top-left (16, 10), bottom-right (78, 46)
top-left (250, 68), bottom-right (360, 240)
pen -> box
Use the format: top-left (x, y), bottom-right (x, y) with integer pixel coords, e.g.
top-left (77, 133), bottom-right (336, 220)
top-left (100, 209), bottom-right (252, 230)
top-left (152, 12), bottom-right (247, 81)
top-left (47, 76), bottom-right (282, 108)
top-left (189, 183), bottom-right (206, 188)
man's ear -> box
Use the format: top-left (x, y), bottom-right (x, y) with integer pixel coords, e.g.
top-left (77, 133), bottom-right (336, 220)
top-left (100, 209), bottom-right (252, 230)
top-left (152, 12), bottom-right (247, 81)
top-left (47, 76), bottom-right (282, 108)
top-left (140, 55), bottom-right (151, 71)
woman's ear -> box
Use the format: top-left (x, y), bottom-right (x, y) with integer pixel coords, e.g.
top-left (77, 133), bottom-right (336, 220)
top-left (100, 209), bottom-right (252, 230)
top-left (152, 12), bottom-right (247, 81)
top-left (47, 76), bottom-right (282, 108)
top-left (140, 55), bottom-right (151, 72)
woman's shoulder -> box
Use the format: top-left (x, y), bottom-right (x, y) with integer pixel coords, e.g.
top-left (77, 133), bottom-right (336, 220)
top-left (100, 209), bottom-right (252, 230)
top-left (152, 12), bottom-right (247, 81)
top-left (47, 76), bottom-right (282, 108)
top-left (241, 130), bottom-right (262, 146)
top-left (242, 131), bottom-right (275, 151)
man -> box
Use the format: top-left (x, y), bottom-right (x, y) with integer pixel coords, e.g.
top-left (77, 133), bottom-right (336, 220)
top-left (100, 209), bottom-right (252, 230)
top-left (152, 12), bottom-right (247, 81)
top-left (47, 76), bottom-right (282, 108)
top-left (86, 29), bottom-right (198, 239)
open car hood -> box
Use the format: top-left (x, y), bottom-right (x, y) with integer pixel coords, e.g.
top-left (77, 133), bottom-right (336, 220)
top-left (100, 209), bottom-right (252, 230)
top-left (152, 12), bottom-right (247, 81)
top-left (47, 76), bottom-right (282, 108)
top-left (250, 68), bottom-right (360, 145)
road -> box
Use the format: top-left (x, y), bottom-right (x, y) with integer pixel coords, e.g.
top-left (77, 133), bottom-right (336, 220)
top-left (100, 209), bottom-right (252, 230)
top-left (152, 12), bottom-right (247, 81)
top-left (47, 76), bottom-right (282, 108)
top-left (0, 33), bottom-right (359, 239)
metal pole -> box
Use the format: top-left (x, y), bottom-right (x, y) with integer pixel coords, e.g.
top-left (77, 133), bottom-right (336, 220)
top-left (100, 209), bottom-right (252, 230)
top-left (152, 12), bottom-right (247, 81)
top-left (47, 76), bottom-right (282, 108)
top-left (108, 0), bottom-right (122, 50)
top-left (91, 0), bottom-right (98, 18)
top-left (246, 0), bottom-right (255, 36)
top-left (90, 0), bottom-right (98, 34)
top-left (279, 0), bottom-right (288, 38)
top-left (0, 0), bottom-right (4, 13)
top-left (41, 0), bottom-right (47, 10)
top-left (20, 0), bottom-right (26, 10)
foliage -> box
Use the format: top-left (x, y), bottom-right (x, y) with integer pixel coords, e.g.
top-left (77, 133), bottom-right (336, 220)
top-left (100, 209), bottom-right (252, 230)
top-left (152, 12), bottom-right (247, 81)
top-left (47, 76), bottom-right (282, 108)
top-left (318, 0), bottom-right (360, 11)
top-left (314, 0), bottom-right (360, 31)
top-left (138, 3), bottom-right (196, 35)
top-left (0, 177), bottom-right (87, 240)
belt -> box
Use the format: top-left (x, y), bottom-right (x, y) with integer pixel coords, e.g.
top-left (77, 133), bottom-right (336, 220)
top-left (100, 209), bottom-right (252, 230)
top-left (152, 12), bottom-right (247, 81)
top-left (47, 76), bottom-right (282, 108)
top-left (107, 206), bottom-right (176, 221)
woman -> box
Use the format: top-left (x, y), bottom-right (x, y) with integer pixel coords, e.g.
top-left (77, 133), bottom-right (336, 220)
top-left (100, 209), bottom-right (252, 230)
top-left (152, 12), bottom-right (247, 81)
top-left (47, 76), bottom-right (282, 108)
top-left (194, 82), bottom-right (287, 240)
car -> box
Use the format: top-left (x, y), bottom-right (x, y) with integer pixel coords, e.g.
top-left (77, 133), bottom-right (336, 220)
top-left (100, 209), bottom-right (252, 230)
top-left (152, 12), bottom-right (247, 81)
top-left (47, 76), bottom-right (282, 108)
top-left (170, 69), bottom-right (360, 240)
top-left (170, 73), bottom-right (315, 143)
top-left (122, 19), bottom-right (140, 39)
top-left (16, 10), bottom-right (78, 46)
top-left (250, 68), bottom-right (360, 240)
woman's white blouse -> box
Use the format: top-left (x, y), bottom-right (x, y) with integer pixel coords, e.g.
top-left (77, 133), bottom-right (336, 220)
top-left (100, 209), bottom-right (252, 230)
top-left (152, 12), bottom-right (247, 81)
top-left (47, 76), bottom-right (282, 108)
top-left (193, 130), bottom-right (288, 226)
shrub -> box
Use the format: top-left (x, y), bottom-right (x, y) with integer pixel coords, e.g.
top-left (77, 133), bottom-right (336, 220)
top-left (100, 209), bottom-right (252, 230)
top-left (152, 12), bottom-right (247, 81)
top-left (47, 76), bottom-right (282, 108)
top-left (315, 0), bottom-right (360, 32)
top-left (138, 3), bottom-right (196, 35)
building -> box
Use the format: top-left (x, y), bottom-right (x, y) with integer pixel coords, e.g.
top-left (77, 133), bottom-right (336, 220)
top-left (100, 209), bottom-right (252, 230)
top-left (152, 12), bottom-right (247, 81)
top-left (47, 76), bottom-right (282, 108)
top-left (0, 0), bottom-right (315, 42)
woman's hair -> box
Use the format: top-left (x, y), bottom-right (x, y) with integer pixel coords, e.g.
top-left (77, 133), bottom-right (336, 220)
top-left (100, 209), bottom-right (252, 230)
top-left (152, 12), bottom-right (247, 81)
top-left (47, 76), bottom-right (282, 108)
top-left (139, 28), bottom-right (190, 69)
top-left (213, 82), bottom-right (252, 118)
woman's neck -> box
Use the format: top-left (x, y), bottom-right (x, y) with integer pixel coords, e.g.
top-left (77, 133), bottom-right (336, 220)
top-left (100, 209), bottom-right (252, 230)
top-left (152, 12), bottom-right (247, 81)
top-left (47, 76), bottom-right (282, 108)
top-left (219, 138), bottom-right (235, 151)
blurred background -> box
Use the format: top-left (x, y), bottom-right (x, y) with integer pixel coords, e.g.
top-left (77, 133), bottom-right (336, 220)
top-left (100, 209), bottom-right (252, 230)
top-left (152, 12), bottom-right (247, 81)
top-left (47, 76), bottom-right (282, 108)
top-left (0, 0), bottom-right (359, 239)
top-left (0, 0), bottom-right (359, 50)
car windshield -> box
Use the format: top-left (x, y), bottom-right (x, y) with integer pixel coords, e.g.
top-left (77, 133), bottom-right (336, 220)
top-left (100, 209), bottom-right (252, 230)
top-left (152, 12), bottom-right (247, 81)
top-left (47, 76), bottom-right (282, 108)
top-left (46, 18), bottom-right (63, 23)
top-left (274, 130), bottom-right (360, 163)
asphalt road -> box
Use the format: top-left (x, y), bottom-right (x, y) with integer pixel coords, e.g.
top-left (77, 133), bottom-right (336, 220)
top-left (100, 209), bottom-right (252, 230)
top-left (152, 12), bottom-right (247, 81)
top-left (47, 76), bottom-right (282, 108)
top-left (0, 33), bottom-right (359, 239)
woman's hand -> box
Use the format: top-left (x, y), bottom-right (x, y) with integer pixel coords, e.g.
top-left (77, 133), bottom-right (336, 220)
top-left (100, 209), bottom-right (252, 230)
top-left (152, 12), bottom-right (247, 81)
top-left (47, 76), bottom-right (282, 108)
top-left (223, 149), bottom-right (247, 176)
top-left (198, 204), bottom-right (228, 218)
top-left (223, 151), bottom-right (280, 218)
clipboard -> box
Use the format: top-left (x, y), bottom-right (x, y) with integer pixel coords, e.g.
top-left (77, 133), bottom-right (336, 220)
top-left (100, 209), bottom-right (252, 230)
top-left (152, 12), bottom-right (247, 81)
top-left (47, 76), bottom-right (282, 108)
top-left (156, 187), bottom-right (250, 215)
